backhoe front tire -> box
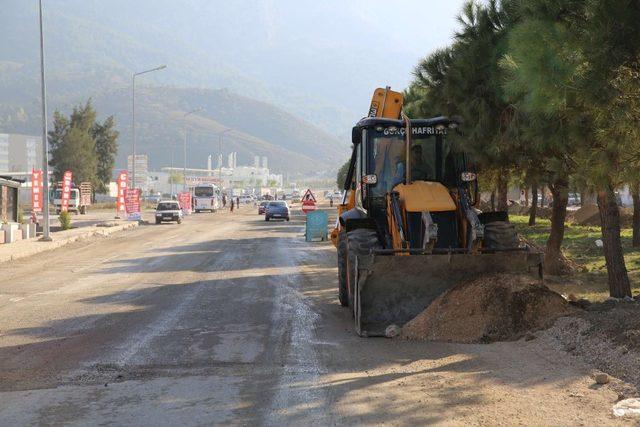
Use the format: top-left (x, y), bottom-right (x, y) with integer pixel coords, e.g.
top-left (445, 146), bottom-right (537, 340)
top-left (337, 231), bottom-right (349, 307)
top-left (483, 221), bottom-right (519, 250)
top-left (346, 228), bottom-right (381, 309)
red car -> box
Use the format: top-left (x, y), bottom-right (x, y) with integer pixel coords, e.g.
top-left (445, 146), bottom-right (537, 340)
top-left (258, 201), bottom-right (268, 215)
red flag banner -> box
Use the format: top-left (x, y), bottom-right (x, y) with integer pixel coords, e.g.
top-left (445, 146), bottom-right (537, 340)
top-left (31, 169), bottom-right (43, 213)
top-left (178, 191), bottom-right (192, 214)
top-left (116, 171), bottom-right (128, 214)
top-left (124, 188), bottom-right (141, 220)
top-left (61, 170), bottom-right (73, 212)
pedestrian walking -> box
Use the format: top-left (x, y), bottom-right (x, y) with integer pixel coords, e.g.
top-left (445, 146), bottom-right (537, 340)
top-left (222, 194), bottom-right (227, 208)
top-left (230, 199), bottom-right (234, 212)
top-left (236, 196), bottom-right (240, 208)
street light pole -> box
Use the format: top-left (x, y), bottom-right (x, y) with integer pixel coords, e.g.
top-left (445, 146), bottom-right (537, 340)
top-left (182, 108), bottom-right (203, 191)
top-left (170, 140), bottom-right (175, 196)
top-left (38, 0), bottom-right (52, 242)
top-left (131, 64), bottom-right (166, 189)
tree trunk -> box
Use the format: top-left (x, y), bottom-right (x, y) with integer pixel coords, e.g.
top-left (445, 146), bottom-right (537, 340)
top-left (490, 191), bottom-right (496, 211)
top-left (524, 188), bottom-right (529, 207)
top-left (632, 182), bottom-right (640, 248)
top-left (540, 187), bottom-right (545, 208)
top-left (529, 184), bottom-right (538, 226)
top-left (544, 180), bottom-right (568, 275)
top-left (496, 173), bottom-right (509, 211)
top-left (597, 187), bottom-right (631, 298)
top-left (580, 191), bottom-right (586, 207)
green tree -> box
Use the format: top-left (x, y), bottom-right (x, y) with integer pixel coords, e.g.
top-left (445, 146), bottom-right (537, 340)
top-left (51, 127), bottom-right (98, 184)
top-left (93, 116), bottom-right (119, 194)
top-left (168, 171), bottom-right (184, 185)
top-left (500, 0), bottom-right (582, 274)
top-left (336, 158), bottom-right (350, 189)
top-left (49, 100), bottom-right (118, 193)
top-left (569, 0), bottom-right (640, 297)
top-left (411, 0), bottom-right (520, 211)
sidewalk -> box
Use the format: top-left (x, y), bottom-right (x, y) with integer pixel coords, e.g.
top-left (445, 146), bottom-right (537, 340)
top-left (0, 221), bottom-right (138, 264)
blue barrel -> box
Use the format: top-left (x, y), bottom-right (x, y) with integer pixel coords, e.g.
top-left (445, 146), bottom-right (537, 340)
top-left (305, 210), bottom-right (328, 242)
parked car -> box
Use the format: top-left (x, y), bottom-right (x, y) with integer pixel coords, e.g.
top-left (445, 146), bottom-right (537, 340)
top-left (155, 200), bottom-right (183, 224)
top-left (258, 201), bottom-right (268, 214)
top-left (265, 201), bottom-right (290, 221)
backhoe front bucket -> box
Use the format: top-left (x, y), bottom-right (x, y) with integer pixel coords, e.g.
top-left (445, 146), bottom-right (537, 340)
top-left (353, 250), bottom-right (543, 337)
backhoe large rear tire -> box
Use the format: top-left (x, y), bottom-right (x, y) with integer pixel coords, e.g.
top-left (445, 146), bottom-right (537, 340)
top-left (337, 231), bottom-right (349, 307)
top-left (483, 221), bottom-right (519, 250)
top-left (346, 228), bottom-right (381, 309)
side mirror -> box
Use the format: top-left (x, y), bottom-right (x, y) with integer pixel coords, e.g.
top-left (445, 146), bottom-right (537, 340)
top-left (351, 126), bottom-right (362, 145)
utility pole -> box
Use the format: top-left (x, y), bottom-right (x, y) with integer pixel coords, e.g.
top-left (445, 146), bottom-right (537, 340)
top-left (131, 65), bottom-right (166, 189)
top-left (170, 140), bottom-right (175, 196)
top-left (38, 0), bottom-right (52, 242)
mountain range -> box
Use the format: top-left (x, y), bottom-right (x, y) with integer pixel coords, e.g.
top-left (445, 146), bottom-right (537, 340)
top-left (0, 0), bottom-right (461, 175)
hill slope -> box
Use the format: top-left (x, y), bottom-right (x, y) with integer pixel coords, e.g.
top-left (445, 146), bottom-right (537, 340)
top-left (93, 87), bottom-right (348, 175)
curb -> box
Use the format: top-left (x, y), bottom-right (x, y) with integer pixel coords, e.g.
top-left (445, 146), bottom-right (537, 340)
top-left (0, 221), bottom-right (139, 264)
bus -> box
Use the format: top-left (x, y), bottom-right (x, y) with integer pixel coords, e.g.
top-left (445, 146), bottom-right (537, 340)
top-left (192, 184), bottom-right (219, 212)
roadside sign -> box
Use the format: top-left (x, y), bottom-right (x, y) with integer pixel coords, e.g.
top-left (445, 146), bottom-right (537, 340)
top-left (178, 191), bottom-right (192, 214)
top-left (124, 188), bottom-right (141, 220)
top-left (301, 188), bottom-right (317, 213)
top-left (302, 189), bottom-right (316, 202)
top-left (31, 169), bottom-right (43, 213)
top-left (61, 170), bottom-right (73, 212)
top-left (116, 171), bottom-right (127, 216)
top-left (302, 199), bottom-right (316, 214)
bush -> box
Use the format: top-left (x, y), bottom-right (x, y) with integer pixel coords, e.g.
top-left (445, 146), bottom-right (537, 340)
top-left (59, 211), bottom-right (72, 230)
top-left (17, 211), bottom-right (24, 224)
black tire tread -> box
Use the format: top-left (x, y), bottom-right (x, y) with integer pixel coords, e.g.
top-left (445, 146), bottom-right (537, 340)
top-left (337, 231), bottom-right (349, 306)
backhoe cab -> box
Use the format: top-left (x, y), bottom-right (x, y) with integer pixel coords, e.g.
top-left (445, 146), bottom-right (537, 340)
top-left (333, 87), bottom-right (543, 337)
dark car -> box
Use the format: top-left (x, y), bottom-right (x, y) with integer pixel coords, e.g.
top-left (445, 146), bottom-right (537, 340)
top-left (258, 201), bottom-right (268, 215)
top-left (265, 201), bottom-right (290, 221)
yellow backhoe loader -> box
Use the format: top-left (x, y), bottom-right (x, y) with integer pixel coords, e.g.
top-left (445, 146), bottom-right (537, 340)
top-left (331, 87), bottom-right (543, 337)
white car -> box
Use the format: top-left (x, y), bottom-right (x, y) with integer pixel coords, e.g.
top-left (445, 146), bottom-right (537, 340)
top-left (155, 200), bottom-right (183, 224)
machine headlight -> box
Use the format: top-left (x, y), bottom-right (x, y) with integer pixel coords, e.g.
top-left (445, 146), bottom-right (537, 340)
top-left (461, 172), bottom-right (477, 182)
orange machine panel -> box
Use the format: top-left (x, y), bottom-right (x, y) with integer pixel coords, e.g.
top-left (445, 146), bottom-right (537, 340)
top-left (368, 87), bottom-right (404, 119)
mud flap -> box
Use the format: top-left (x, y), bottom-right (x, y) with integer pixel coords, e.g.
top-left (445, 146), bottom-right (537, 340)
top-left (353, 251), bottom-right (543, 337)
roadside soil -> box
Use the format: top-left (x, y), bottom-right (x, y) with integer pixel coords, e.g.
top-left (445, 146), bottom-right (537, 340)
top-left (0, 203), bottom-right (635, 425)
top-left (537, 299), bottom-right (640, 396)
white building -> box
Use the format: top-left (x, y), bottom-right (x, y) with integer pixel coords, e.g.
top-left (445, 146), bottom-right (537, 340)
top-left (161, 153), bottom-right (282, 190)
top-left (127, 154), bottom-right (149, 191)
top-left (0, 134), bottom-right (42, 174)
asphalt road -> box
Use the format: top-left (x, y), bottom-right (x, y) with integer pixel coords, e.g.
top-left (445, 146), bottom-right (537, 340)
top-left (0, 205), bottom-right (626, 425)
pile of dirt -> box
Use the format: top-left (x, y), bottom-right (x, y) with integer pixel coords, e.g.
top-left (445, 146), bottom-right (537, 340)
top-left (538, 299), bottom-right (640, 392)
top-left (568, 205), bottom-right (601, 226)
top-left (401, 273), bottom-right (575, 343)
top-left (521, 237), bottom-right (586, 274)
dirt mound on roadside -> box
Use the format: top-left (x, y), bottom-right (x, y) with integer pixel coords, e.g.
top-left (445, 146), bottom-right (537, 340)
top-left (568, 205), bottom-right (600, 226)
top-left (401, 273), bottom-right (575, 343)
top-left (520, 237), bottom-right (586, 274)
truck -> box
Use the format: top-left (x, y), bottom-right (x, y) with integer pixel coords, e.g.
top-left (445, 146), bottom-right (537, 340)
top-left (53, 182), bottom-right (91, 214)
